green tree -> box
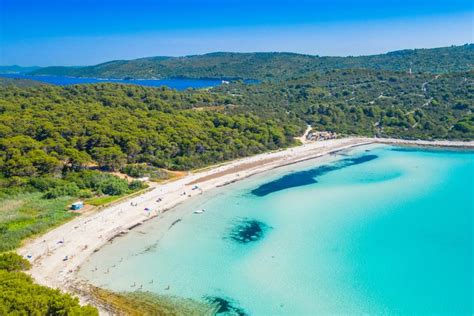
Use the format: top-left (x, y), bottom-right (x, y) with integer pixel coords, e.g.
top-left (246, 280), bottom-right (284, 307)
top-left (92, 146), bottom-right (126, 171)
top-left (64, 148), bottom-right (91, 171)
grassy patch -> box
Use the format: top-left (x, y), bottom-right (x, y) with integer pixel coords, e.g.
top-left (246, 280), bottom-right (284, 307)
top-left (0, 193), bottom-right (76, 252)
top-left (0, 200), bottom-right (25, 213)
top-left (0, 177), bottom-right (148, 252)
top-left (85, 195), bottom-right (121, 206)
top-left (86, 184), bottom-right (149, 207)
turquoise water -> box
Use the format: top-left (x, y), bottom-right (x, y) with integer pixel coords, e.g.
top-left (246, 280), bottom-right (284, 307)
top-left (79, 145), bottom-right (473, 314)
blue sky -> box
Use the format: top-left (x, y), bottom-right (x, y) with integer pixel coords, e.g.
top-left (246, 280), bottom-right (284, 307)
top-left (0, 0), bottom-right (473, 66)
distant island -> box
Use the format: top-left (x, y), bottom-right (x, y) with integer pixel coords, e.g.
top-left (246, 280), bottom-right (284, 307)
top-left (27, 44), bottom-right (474, 80)
top-left (0, 65), bottom-right (42, 74)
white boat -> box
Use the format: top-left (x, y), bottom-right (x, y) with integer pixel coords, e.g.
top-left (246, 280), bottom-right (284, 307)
top-left (193, 209), bottom-right (205, 214)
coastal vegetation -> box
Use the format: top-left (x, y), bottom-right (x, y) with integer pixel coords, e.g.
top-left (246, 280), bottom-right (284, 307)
top-left (0, 66), bottom-right (472, 254)
top-left (121, 163), bottom-right (176, 181)
top-left (0, 82), bottom-right (298, 252)
top-left (0, 81), bottom-right (298, 314)
top-left (0, 44), bottom-right (472, 314)
top-left (0, 252), bottom-right (98, 315)
top-left (216, 69), bottom-right (474, 140)
top-left (31, 44), bottom-right (473, 80)
top-left (0, 77), bottom-right (46, 88)
top-left (0, 83), bottom-right (298, 174)
top-left (0, 170), bottom-right (147, 252)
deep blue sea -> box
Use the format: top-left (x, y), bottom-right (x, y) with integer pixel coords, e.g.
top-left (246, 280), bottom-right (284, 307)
top-left (0, 73), bottom-right (223, 90)
top-left (79, 144), bottom-right (474, 314)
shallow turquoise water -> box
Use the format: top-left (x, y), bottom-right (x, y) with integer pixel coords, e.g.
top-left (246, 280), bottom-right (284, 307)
top-left (80, 145), bottom-right (474, 314)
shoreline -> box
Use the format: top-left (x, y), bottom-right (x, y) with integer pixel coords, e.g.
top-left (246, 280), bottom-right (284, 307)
top-left (373, 137), bottom-right (474, 149)
top-left (17, 137), bottom-right (474, 312)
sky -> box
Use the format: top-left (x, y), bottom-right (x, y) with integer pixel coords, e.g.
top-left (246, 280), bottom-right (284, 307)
top-left (0, 0), bottom-right (473, 66)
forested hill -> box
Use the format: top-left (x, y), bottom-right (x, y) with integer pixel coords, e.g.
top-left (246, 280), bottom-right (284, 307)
top-left (0, 83), bottom-right (301, 175)
top-left (31, 44), bottom-right (473, 80)
top-left (0, 68), bottom-right (471, 256)
top-left (0, 65), bottom-right (41, 74)
top-left (1, 68), bottom-right (472, 182)
top-left (214, 69), bottom-right (474, 140)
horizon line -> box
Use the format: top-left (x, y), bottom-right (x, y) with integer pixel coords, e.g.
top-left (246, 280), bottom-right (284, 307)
top-left (1, 43), bottom-right (472, 68)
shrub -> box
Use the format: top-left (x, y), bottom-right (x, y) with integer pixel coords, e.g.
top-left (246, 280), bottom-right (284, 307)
top-left (99, 178), bottom-right (129, 196)
top-left (43, 183), bottom-right (80, 199)
top-left (0, 252), bottom-right (98, 314)
top-left (64, 170), bottom-right (130, 194)
top-left (0, 253), bottom-right (31, 272)
top-left (454, 121), bottom-right (473, 133)
top-left (78, 189), bottom-right (93, 199)
top-left (28, 177), bottom-right (64, 192)
top-left (128, 180), bottom-right (146, 191)
top-left (121, 164), bottom-right (146, 178)
top-left (6, 176), bottom-right (28, 188)
top-left (0, 270), bottom-right (98, 315)
top-left (121, 163), bottom-right (171, 181)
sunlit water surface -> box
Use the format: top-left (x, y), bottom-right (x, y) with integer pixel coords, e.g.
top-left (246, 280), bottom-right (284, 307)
top-left (79, 145), bottom-right (473, 314)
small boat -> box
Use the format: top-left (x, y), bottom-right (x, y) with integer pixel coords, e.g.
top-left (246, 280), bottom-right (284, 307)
top-left (193, 209), bottom-right (205, 214)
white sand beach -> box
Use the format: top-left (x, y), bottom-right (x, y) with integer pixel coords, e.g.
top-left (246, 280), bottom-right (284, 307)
top-left (17, 137), bottom-right (474, 310)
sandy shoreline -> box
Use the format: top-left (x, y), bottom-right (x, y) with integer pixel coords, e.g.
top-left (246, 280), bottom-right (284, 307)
top-left (17, 137), bottom-right (474, 311)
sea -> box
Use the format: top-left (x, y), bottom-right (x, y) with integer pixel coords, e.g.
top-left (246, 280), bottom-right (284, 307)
top-left (78, 144), bottom-right (473, 314)
top-left (0, 73), bottom-right (223, 90)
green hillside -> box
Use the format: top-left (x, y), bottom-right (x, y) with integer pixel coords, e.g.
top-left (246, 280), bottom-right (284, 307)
top-left (1, 61), bottom-right (472, 315)
top-left (216, 69), bottom-right (474, 140)
top-left (31, 44), bottom-right (474, 80)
